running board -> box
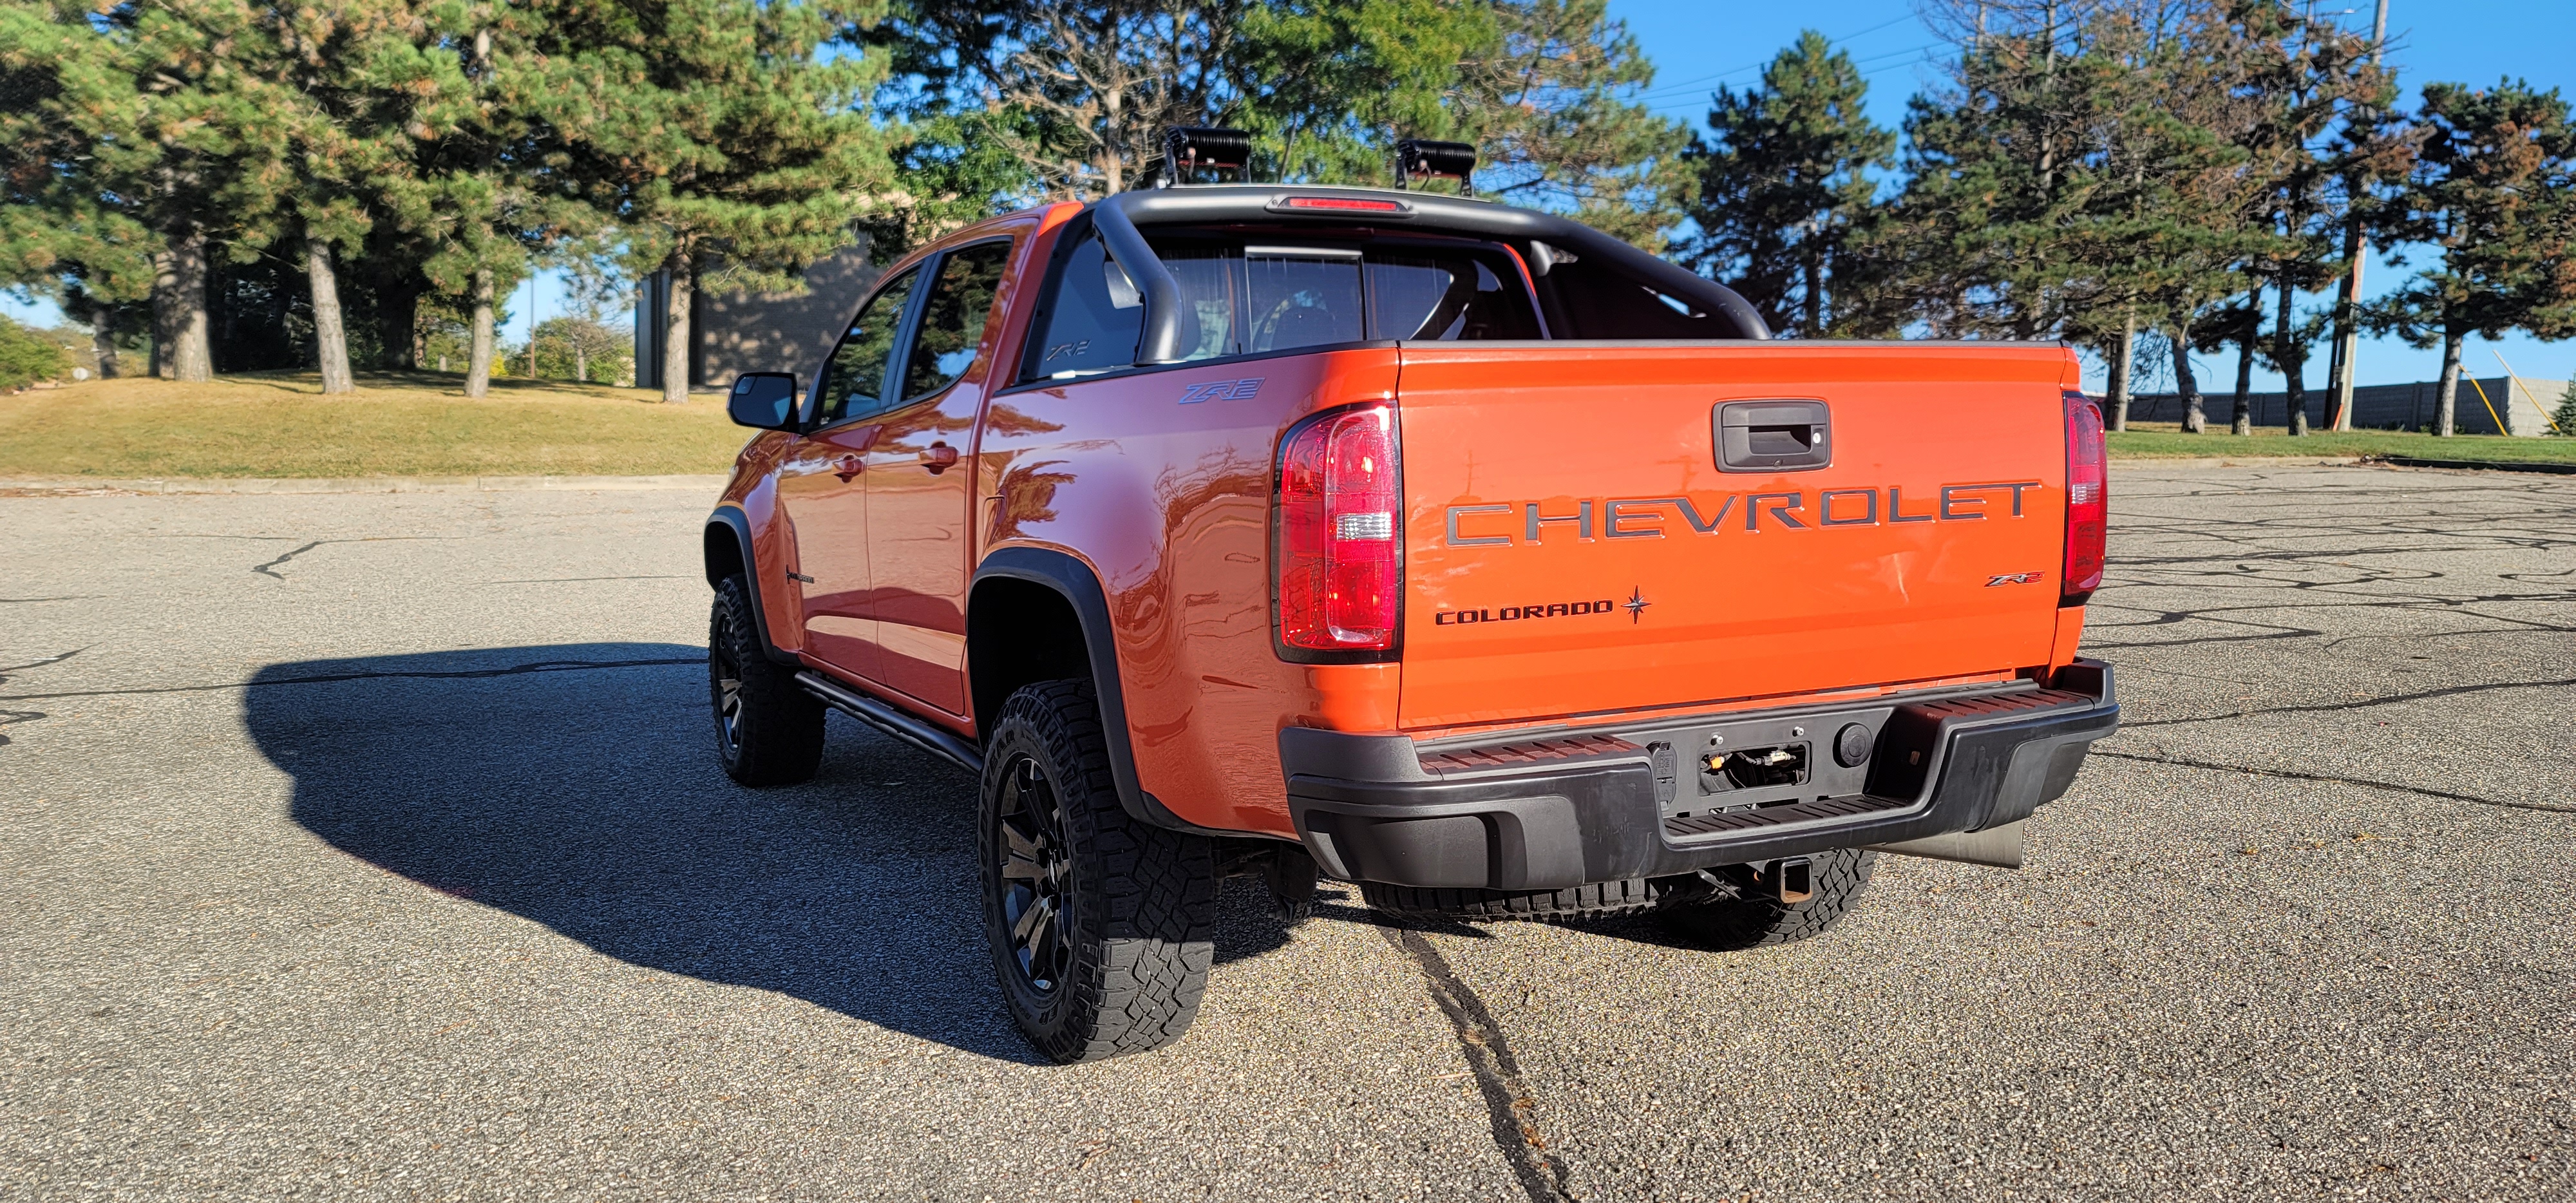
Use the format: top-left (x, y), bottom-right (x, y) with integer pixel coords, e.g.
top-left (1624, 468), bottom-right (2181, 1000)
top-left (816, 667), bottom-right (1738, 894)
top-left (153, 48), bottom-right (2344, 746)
top-left (794, 671), bottom-right (983, 777)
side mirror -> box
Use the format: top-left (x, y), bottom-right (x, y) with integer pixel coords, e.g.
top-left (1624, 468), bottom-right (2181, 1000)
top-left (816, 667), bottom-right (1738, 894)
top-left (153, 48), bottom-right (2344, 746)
top-left (727, 372), bottom-right (801, 430)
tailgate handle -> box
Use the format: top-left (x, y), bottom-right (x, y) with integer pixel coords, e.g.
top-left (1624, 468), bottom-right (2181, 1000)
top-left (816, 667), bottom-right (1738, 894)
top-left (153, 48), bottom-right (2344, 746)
top-left (1715, 400), bottom-right (1832, 473)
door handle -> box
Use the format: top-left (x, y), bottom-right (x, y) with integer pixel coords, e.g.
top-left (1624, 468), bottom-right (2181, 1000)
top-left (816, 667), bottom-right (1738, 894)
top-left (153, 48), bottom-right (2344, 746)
top-left (921, 442), bottom-right (959, 474)
top-left (1714, 400), bottom-right (1832, 473)
top-left (833, 454), bottom-right (864, 482)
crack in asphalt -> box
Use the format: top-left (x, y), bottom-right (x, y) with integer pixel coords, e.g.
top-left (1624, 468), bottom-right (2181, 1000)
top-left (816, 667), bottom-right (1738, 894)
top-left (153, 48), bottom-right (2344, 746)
top-left (251, 540), bottom-right (325, 579)
top-left (1376, 922), bottom-right (1575, 1203)
top-left (0, 649), bottom-right (85, 677)
top-left (0, 657), bottom-right (699, 703)
top-left (2091, 750), bottom-right (2573, 815)
top-left (0, 649), bottom-right (83, 749)
top-left (2121, 676), bottom-right (2576, 728)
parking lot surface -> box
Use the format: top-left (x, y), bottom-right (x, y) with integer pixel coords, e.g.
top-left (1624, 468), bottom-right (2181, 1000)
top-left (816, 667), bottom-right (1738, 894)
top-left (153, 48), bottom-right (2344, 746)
top-left (3, 463), bottom-right (2570, 1200)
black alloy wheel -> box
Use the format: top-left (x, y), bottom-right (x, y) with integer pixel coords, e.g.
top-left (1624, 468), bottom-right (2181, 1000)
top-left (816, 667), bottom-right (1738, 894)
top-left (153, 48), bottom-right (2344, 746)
top-left (710, 639), bottom-right (747, 758)
top-left (706, 574), bottom-right (824, 786)
top-left (976, 678), bottom-right (1215, 1061)
top-left (993, 753), bottom-right (1074, 994)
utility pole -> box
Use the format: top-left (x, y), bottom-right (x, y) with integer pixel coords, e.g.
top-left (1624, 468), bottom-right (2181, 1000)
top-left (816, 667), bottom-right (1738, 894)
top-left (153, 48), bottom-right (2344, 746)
top-left (2327, 0), bottom-right (2389, 431)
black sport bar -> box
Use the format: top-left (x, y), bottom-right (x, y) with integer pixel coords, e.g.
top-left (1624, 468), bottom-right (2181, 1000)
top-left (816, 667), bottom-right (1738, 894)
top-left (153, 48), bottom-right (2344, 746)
top-left (1088, 185), bottom-right (1771, 365)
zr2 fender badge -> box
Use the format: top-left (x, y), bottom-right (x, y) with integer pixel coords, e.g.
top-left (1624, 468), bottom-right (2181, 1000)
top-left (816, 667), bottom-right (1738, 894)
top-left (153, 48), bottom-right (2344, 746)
top-left (1179, 377), bottom-right (1264, 404)
top-left (1986, 572), bottom-right (2045, 587)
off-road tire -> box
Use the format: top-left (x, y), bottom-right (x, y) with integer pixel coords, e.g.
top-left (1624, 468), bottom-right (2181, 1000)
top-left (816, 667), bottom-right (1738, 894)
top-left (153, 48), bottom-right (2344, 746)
top-left (708, 575), bottom-right (824, 787)
top-left (1658, 848), bottom-right (1879, 949)
top-left (980, 679), bottom-right (1217, 1063)
top-left (1360, 877), bottom-right (1678, 923)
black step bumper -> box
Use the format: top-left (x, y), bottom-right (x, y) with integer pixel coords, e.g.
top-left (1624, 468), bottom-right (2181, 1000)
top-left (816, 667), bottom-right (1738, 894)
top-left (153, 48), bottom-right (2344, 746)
top-left (1283, 661), bottom-right (2118, 890)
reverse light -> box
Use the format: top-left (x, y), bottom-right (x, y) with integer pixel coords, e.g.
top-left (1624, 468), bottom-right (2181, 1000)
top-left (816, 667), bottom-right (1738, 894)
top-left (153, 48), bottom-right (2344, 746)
top-left (1276, 404), bottom-right (1401, 654)
top-left (2061, 392), bottom-right (2108, 604)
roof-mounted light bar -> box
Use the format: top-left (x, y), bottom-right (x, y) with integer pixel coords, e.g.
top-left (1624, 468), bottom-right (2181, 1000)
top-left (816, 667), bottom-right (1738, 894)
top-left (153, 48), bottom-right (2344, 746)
top-left (1157, 126), bottom-right (1253, 189)
top-left (1394, 139), bottom-right (1477, 198)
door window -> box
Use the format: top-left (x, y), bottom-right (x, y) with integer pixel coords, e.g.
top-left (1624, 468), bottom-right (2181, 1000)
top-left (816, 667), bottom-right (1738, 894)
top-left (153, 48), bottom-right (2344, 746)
top-left (900, 241), bottom-right (1015, 402)
top-left (813, 266), bottom-right (920, 426)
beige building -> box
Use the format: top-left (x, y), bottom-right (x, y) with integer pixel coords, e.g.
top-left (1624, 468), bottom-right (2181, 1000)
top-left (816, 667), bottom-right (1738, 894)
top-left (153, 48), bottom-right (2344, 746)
top-left (636, 238), bottom-right (880, 392)
top-left (2125, 376), bottom-right (2568, 436)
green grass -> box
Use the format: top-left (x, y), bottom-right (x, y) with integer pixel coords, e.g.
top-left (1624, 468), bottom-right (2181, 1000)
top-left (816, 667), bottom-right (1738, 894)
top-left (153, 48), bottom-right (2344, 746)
top-left (6, 372), bottom-right (2571, 478)
top-left (2107, 423), bottom-right (2576, 464)
top-left (0, 371), bottom-right (750, 478)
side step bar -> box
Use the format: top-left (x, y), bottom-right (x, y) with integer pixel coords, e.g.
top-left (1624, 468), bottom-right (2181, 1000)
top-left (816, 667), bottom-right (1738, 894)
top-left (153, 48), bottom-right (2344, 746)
top-left (794, 670), bottom-right (984, 777)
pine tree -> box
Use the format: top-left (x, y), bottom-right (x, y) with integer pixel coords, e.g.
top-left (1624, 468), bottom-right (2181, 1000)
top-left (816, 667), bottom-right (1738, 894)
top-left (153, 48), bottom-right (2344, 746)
top-left (2367, 80), bottom-right (2576, 436)
top-left (1447, 0), bottom-right (1690, 248)
top-left (0, 1), bottom-right (276, 383)
top-left (536, 0), bottom-right (899, 403)
top-left (220, 3), bottom-right (465, 394)
top-left (1682, 31), bottom-right (1894, 337)
top-left (0, 4), bottom-right (157, 375)
top-left (868, 0), bottom-right (1485, 205)
top-left (1869, 4), bottom-right (2131, 341)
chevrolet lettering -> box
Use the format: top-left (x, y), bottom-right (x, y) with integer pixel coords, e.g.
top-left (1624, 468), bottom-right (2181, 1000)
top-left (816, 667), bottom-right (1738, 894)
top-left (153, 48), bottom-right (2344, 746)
top-left (1444, 482), bottom-right (2041, 546)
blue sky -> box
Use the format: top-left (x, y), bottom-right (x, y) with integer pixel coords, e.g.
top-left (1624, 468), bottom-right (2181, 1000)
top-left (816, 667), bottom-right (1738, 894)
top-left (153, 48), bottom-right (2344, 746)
top-left (1609, 0), bottom-right (2576, 392)
top-left (10, 2), bottom-right (2572, 392)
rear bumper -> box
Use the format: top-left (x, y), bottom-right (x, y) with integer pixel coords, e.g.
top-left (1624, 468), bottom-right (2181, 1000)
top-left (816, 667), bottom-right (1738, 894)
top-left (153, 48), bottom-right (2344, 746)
top-left (1283, 661), bottom-right (2117, 890)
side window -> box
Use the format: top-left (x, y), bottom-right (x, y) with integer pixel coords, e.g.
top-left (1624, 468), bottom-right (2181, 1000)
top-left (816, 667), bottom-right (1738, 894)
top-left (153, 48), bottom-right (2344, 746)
top-left (1367, 255), bottom-right (1539, 341)
top-left (813, 266), bottom-right (920, 426)
top-left (901, 241), bottom-right (1014, 401)
top-left (1162, 246), bottom-right (1238, 361)
top-left (1030, 236), bottom-right (1144, 379)
top-left (1244, 250), bottom-right (1365, 353)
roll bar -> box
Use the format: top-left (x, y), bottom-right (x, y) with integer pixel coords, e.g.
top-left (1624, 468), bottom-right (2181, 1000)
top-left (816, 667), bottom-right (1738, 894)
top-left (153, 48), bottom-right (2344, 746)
top-left (1089, 186), bottom-right (1770, 365)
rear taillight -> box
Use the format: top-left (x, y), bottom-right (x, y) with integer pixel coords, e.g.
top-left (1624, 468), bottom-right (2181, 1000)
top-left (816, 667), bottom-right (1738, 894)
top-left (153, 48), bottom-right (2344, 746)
top-left (1276, 403), bottom-right (1401, 654)
top-left (2062, 392), bottom-right (2107, 604)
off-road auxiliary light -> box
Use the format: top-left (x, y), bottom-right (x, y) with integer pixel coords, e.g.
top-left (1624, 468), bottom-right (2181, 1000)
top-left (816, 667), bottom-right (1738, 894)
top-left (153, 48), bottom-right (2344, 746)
top-left (1276, 403), bottom-right (1402, 654)
top-left (2061, 391), bottom-right (2108, 605)
top-left (1394, 138), bottom-right (1478, 198)
top-left (1157, 126), bottom-right (1252, 188)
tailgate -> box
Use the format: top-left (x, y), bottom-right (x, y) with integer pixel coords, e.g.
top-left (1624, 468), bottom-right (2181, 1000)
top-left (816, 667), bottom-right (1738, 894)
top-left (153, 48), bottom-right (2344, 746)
top-left (1395, 342), bottom-right (2076, 730)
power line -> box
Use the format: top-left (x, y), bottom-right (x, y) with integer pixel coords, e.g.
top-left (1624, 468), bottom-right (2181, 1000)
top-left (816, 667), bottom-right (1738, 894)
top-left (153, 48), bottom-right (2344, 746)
top-left (1646, 41), bottom-right (1947, 114)
top-left (1633, 12), bottom-right (1926, 100)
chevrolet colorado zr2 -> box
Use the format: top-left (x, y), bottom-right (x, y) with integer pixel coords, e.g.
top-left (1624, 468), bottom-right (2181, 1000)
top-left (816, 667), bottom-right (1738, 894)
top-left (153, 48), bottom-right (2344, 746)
top-left (700, 138), bottom-right (2118, 1062)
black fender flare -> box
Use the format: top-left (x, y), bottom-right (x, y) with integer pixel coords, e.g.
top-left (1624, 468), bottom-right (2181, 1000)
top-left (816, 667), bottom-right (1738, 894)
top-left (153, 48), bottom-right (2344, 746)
top-left (972, 546), bottom-right (1237, 837)
top-left (705, 506), bottom-right (797, 665)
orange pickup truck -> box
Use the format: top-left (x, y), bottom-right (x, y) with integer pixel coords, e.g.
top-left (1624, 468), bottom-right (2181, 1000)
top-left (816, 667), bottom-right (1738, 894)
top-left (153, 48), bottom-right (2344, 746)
top-left (703, 166), bottom-right (2116, 1062)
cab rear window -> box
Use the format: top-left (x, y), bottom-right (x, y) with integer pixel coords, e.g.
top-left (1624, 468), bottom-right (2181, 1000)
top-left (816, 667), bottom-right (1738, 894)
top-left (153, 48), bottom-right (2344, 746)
top-left (1027, 233), bottom-right (1539, 380)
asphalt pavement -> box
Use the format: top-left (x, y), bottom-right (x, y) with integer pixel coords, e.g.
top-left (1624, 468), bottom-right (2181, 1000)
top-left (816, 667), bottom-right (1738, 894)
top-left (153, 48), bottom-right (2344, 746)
top-left (2, 463), bottom-right (2569, 1200)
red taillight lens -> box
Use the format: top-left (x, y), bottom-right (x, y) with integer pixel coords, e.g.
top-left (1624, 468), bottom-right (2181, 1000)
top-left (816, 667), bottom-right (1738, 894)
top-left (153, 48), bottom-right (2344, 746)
top-left (2062, 392), bottom-right (2108, 603)
top-left (1277, 404), bottom-right (1401, 652)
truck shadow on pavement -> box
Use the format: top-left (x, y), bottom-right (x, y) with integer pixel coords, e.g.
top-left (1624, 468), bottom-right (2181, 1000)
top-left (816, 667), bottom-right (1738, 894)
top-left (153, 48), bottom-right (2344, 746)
top-left (246, 643), bottom-right (1292, 1065)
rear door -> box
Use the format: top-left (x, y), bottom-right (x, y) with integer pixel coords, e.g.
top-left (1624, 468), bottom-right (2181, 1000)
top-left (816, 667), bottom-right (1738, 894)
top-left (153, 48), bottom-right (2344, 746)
top-left (862, 238), bottom-right (1016, 719)
top-left (1393, 342), bottom-right (2074, 731)
top-left (780, 263), bottom-right (923, 679)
